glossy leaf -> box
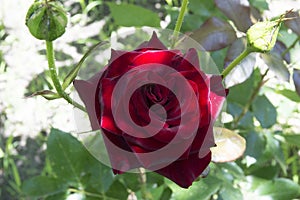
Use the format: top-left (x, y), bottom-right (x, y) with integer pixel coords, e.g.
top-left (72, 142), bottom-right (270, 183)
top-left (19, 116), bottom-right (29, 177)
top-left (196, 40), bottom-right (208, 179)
top-left (190, 17), bottom-right (237, 51)
top-left (107, 3), bottom-right (160, 27)
top-left (47, 129), bottom-right (89, 183)
top-left (21, 176), bottom-right (67, 198)
top-left (261, 53), bottom-right (290, 82)
top-left (285, 11), bottom-right (300, 36)
top-left (293, 69), bottom-right (300, 96)
top-left (215, 0), bottom-right (253, 32)
top-left (211, 127), bottom-right (246, 163)
top-left (169, 175), bottom-right (222, 200)
top-left (224, 37), bottom-right (256, 87)
top-left (47, 128), bottom-right (113, 193)
top-left (25, 1), bottom-right (68, 41)
top-left (255, 178), bottom-right (300, 199)
top-left (252, 95), bottom-right (277, 128)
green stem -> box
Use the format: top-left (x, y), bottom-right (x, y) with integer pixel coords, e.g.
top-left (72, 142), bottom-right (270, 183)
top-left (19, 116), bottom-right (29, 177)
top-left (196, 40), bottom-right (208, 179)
top-left (221, 48), bottom-right (253, 78)
top-left (68, 188), bottom-right (117, 200)
top-left (139, 168), bottom-right (152, 200)
top-left (232, 69), bottom-right (269, 128)
top-left (281, 36), bottom-right (300, 57)
top-left (171, 0), bottom-right (189, 48)
top-left (46, 41), bottom-right (86, 112)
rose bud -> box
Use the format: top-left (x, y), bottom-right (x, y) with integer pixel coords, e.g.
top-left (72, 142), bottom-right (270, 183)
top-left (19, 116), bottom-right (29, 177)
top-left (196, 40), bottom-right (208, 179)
top-left (74, 32), bottom-right (227, 188)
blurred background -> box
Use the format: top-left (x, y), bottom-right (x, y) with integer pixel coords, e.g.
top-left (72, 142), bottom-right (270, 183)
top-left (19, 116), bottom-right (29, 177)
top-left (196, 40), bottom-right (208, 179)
top-left (0, 0), bottom-right (300, 199)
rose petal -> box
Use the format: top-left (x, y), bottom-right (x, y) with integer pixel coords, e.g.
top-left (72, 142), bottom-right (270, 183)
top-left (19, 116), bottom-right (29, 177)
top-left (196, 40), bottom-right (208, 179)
top-left (208, 75), bottom-right (227, 122)
top-left (155, 152), bottom-right (211, 188)
top-left (102, 129), bottom-right (141, 174)
top-left (73, 71), bottom-right (104, 130)
top-left (132, 50), bottom-right (180, 67)
top-left (136, 32), bottom-right (167, 50)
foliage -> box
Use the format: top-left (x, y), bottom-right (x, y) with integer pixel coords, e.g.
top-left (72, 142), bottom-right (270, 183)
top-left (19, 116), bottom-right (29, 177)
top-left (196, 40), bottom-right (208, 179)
top-left (1, 0), bottom-right (300, 199)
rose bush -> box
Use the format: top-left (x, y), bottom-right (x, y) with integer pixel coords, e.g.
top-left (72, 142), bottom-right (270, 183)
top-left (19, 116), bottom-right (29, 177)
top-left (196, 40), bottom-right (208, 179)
top-left (74, 33), bottom-right (227, 188)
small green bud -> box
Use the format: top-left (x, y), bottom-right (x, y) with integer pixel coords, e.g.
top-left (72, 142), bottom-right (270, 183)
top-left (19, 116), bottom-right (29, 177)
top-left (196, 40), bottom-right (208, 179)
top-left (246, 18), bottom-right (282, 53)
top-left (25, 1), bottom-right (68, 41)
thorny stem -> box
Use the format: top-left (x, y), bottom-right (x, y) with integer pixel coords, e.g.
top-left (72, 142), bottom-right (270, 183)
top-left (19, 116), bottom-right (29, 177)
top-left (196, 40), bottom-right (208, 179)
top-left (232, 69), bottom-right (270, 128)
top-left (46, 41), bottom-right (86, 112)
top-left (171, 0), bottom-right (189, 48)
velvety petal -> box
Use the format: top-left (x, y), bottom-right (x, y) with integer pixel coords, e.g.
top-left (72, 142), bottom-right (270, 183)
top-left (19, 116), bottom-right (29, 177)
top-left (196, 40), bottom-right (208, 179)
top-left (105, 51), bottom-right (140, 78)
top-left (73, 71), bottom-right (104, 130)
top-left (132, 50), bottom-right (180, 67)
top-left (176, 48), bottom-right (201, 72)
top-left (208, 75), bottom-right (227, 122)
top-left (155, 152), bottom-right (211, 188)
top-left (98, 78), bottom-right (122, 134)
top-left (101, 129), bottom-right (141, 174)
top-left (136, 32), bottom-right (167, 50)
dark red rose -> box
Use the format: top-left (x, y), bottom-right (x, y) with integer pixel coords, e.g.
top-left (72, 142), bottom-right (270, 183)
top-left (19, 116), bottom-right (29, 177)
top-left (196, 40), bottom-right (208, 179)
top-left (74, 33), bottom-right (227, 188)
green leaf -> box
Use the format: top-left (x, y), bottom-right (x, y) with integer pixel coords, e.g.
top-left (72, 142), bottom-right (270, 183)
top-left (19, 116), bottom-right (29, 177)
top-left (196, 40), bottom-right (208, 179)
top-left (261, 53), bottom-right (290, 82)
top-left (255, 178), bottom-right (300, 199)
top-left (63, 41), bottom-right (108, 90)
top-left (25, 1), bottom-right (68, 41)
top-left (21, 176), bottom-right (67, 198)
top-left (227, 68), bottom-right (260, 103)
top-left (276, 89), bottom-right (300, 102)
top-left (249, 165), bottom-right (280, 179)
top-left (168, 175), bottom-right (222, 200)
top-left (245, 131), bottom-right (266, 161)
top-left (219, 183), bottom-right (243, 200)
top-left (252, 95), bottom-right (277, 128)
top-left (191, 17), bottom-right (237, 51)
top-left (106, 3), bottom-right (160, 27)
top-left (47, 128), bottom-right (88, 184)
top-left (119, 173), bottom-right (141, 192)
top-left (218, 162), bottom-right (244, 179)
top-left (215, 0), bottom-right (253, 32)
top-left (45, 192), bottom-right (67, 200)
top-left (265, 132), bottom-right (287, 174)
top-left (25, 90), bottom-right (60, 100)
top-left (47, 128), bottom-right (113, 192)
top-left (211, 127), bottom-right (246, 163)
top-left (146, 172), bottom-right (165, 187)
top-left (159, 187), bottom-right (172, 200)
top-left (249, 0), bottom-right (269, 11)
top-left (283, 134), bottom-right (300, 147)
top-left (105, 180), bottom-right (129, 200)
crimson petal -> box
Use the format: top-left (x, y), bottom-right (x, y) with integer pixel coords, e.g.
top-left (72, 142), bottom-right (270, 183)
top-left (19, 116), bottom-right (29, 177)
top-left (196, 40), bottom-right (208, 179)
top-left (155, 152), bottom-right (211, 188)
